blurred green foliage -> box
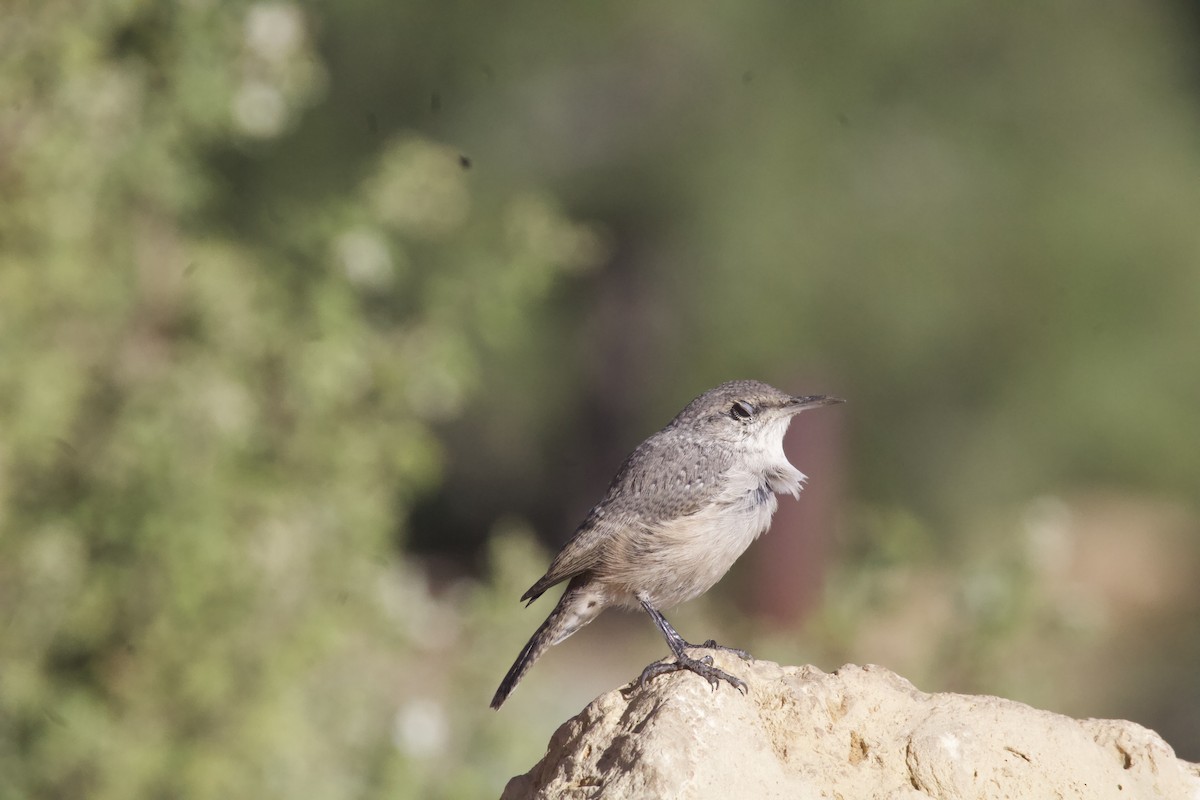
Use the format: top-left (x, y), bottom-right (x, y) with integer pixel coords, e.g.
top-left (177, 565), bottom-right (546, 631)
top-left (2, 0), bottom-right (1199, 797)
top-left (0, 2), bottom-right (597, 797)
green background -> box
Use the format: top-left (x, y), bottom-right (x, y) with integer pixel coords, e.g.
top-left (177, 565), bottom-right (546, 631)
top-left (2, 2), bottom-right (1198, 797)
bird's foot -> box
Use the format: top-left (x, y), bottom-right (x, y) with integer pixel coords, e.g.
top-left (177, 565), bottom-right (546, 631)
top-left (638, 653), bottom-right (747, 694)
top-left (690, 639), bottom-right (753, 661)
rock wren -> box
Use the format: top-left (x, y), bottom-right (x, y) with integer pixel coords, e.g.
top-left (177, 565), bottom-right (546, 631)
top-left (490, 380), bottom-right (842, 709)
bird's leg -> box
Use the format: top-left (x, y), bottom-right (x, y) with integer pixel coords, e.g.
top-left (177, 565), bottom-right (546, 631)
top-left (637, 598), bottom-right (747, 694)
top-left (635, 597), bottom-right (752, 661)
top-left (635, 597), bottom-right (751, 660)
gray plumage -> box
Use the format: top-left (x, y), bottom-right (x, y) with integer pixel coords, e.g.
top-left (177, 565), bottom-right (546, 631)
top-left (491, 380), bottom-right (842, 709)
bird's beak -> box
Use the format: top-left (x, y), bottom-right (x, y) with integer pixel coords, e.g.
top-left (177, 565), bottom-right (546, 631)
top-left (786, 395), bottom-right (844, 412)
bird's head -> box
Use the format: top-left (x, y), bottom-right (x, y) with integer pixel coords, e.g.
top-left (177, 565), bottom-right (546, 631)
top-left (671, 379), bottom-right (842, 447)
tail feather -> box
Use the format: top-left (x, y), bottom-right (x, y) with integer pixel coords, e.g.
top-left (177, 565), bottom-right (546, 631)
top-left (490, 581), bottom-right (603, 709)
top-left (490, 614), bottom-right (557, 709)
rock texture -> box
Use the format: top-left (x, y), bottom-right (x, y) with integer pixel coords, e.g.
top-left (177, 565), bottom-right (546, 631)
top-left (501, 655), bottom-right (1200, 800)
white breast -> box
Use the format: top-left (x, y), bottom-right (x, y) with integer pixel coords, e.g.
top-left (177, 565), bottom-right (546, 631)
top-left (601, 443), bottom-right (806, 610)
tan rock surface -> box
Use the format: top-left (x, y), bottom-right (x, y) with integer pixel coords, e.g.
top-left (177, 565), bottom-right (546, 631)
top-left (501, 656), bottom-right (1200, 800)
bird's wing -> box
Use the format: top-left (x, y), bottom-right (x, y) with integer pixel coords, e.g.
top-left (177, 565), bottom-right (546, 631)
top-left (519, 515), bottom-right (618, 604)
top-left (519, 431), bottom-right (731, 604)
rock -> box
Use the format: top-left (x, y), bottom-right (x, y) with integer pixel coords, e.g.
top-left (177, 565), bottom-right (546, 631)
top-left (501, 655), bottom-right (1200, 800)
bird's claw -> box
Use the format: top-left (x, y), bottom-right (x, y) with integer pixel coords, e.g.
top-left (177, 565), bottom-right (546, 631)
top-left (638, 653), bottom-right (747, 694)
top-left (696, 639), bottom-right (753, 661)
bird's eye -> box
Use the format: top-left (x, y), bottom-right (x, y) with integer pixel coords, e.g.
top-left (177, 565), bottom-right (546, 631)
top-left (730, 400), bottom-right (754, 421)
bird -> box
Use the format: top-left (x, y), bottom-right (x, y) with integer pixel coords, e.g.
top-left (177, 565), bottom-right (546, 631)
top-left (490, 380), bottom-right (842, 709)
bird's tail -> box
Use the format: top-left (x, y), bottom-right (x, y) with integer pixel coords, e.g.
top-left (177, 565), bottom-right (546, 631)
top-left (490, 581), bottom-right (603, 709)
